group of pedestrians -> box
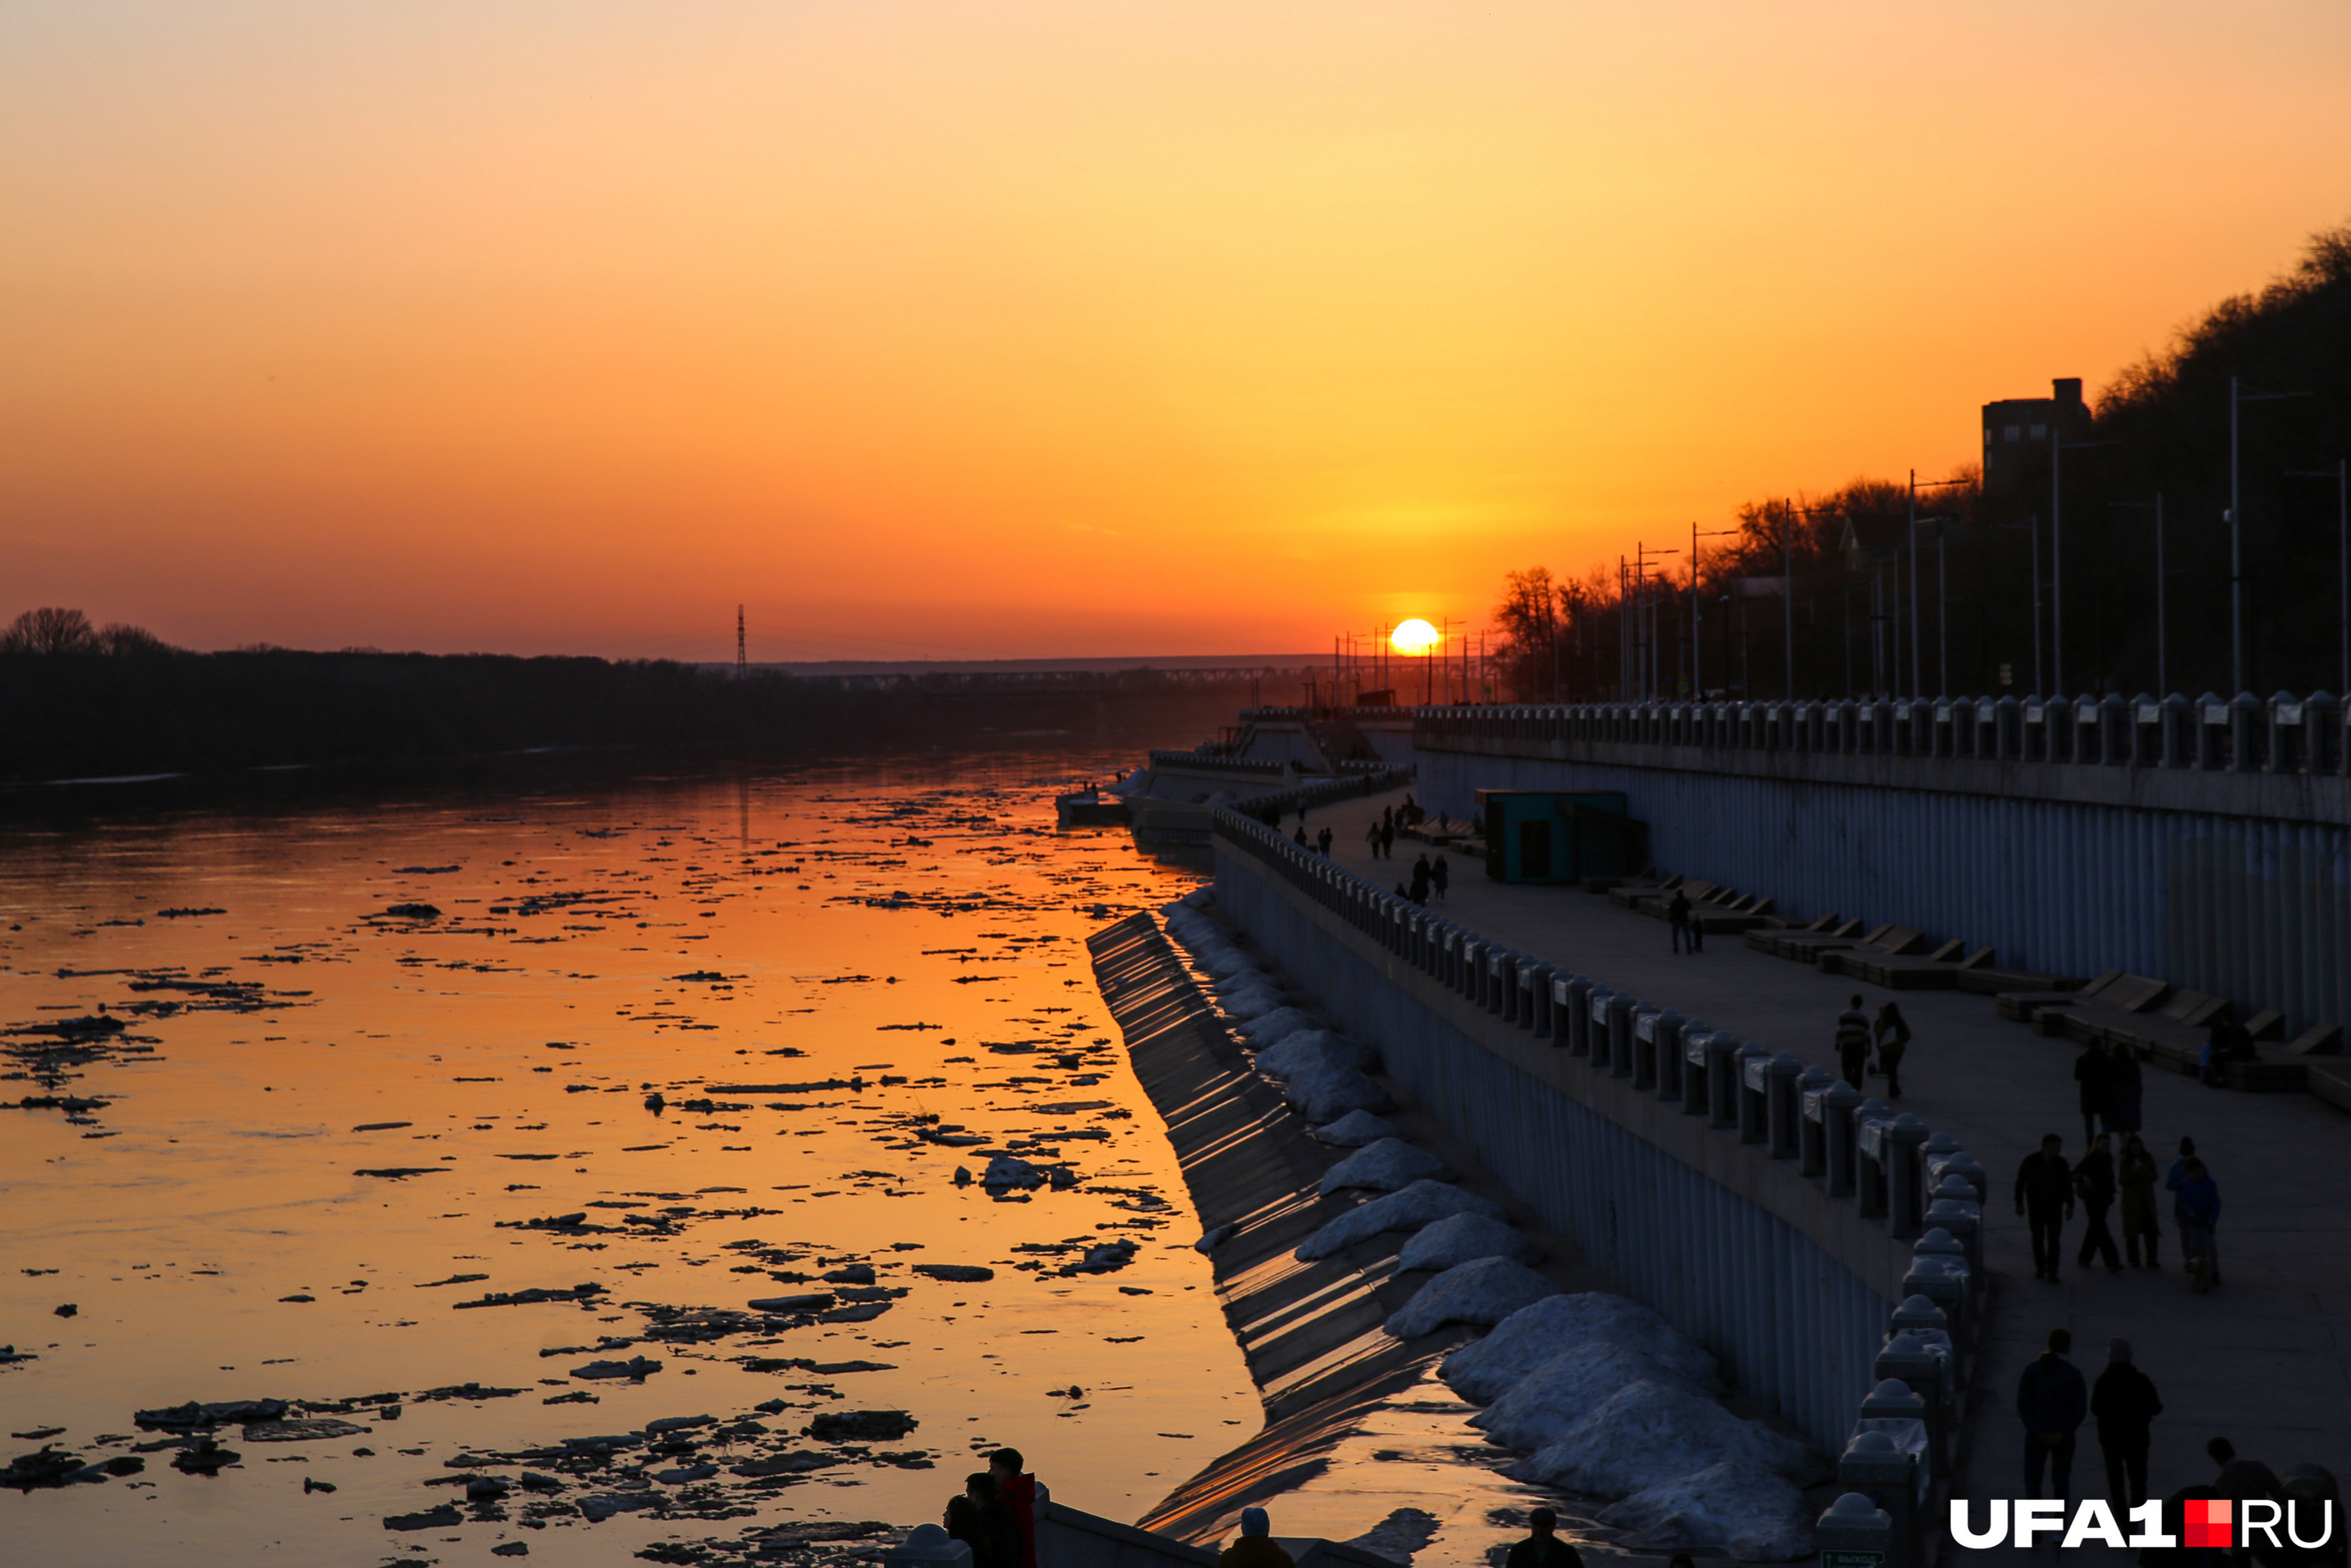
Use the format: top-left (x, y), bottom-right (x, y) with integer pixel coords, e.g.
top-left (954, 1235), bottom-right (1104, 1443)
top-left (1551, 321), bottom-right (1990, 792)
top-left (2013, 1131), bottom-right (2224, 1289)
top-left (2015, 1329), bottom-right (2313, 1548)
top-left (1831, 994), bottom-right (1913, 1099)
top-left (941, 1449), bottom-right (1045, 1568)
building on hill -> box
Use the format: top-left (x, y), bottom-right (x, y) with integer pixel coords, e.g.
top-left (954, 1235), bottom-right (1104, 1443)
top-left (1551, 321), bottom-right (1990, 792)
top-left (1981, 377), bottom-right (2092, 497)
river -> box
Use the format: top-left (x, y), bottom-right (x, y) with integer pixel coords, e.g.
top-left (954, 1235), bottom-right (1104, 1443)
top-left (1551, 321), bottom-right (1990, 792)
top-left (0, 752), bottom-right (1263, 1566)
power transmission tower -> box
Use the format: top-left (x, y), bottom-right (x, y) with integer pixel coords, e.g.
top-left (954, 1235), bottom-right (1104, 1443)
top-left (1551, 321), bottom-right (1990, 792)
top-left (736, 605), bottom-right (746, 678)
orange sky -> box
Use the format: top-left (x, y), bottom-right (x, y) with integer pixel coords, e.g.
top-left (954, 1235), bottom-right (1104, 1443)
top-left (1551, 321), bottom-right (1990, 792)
top-left (6, 0), bottom-right (2349, 659)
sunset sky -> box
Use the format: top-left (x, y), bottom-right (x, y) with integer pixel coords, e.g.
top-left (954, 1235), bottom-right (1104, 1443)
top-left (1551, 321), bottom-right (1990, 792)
top-left (6, 0), bottom-right (2349, 660)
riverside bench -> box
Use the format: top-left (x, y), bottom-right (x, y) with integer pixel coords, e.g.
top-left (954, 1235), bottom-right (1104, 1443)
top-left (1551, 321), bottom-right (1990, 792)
top-left (1745, 914), bottom-right (1864, 961)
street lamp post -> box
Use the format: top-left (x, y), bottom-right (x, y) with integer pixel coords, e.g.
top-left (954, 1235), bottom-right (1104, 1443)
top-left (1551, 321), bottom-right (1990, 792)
top-left (1907, 473), bottom-right (1968, 697)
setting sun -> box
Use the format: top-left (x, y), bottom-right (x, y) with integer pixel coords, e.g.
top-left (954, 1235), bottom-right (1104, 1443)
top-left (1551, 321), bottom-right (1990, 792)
top-left (1390, 618), bottom-right (1442, 655)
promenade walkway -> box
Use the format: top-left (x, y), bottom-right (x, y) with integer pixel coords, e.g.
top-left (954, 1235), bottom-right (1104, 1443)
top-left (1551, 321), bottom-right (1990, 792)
top-left (1286, 790), bottom-right (2351, 1548)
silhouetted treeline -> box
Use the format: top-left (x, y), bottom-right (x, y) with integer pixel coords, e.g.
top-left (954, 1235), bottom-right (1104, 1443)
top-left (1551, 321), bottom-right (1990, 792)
top-left (1496, 219), bottom-right (2351, 701)
top-left (0, 610), bottom-right (1288, 784)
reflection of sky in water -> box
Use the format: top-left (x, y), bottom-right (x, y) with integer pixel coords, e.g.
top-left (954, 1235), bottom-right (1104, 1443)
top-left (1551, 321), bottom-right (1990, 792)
top-left (0, 755), bottom-right (1260, 1566)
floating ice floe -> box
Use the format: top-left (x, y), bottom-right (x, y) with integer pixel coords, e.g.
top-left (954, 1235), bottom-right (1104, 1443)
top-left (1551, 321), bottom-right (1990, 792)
top-left (1384, 1256), bottom-right (1560, 1338)
top-left (1295, 1179), bottom-right (1502, 1261)
top-left (1599, 1459), bottom-right (1817, 1561)
top-left (1318, 1137), bottom-right (1448, 1195)
top-left (1395, 1211), bottom-right (1538, 1272)
top-left (1442, 1291), bottom-right (1720, 1403)
top-left (1309, 1110), bottom-right (1399, 1147)
top-left (981, 1153), bottom-right (1046, 1190)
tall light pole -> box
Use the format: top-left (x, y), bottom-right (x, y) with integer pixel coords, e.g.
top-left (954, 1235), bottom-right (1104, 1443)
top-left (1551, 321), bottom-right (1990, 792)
top-left (2288, 460), bottom-right (2350, 697)
top-left (1908, 473), bottom-right (1968, 697)
top-left (1692, 521), bottom-right (1736, 701)
top-left (2230, 376), bottom-right (2313, 694)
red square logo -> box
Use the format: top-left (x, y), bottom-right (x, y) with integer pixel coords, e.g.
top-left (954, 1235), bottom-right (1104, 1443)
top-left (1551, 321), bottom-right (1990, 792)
top-left (2185, 1498), bottom-right (2233, 1548)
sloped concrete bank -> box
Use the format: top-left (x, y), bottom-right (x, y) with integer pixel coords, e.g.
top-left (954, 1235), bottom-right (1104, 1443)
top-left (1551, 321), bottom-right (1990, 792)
top-left (1087, 910), bottom-right (1478, 1541)
top-left (1086, 907), bottom-right (1832, 1562)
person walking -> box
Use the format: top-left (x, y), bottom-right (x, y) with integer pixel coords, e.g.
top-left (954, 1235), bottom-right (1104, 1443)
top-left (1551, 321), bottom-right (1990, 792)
top-left (987, 1448), bottom-right (1048, 1568)
top-left (1835, 997), bottom-right (1872, 1090)
top-left (2014, 1133), bottom-right (2075, 1281)
top-left (1379, 820), bottom-right (1396, 858)
top-left (1430, 855), bottom-right (1450, 902)
top-left (1364, 820), bottom-right (1384, 859)
top-left (1409, 854), bottom-right (1433, 904)
top-left (2074, 1041), bottom-right (2116, 1147)
top-left (2091, 1338), bottom-right (2162, 1508)
top-left (1873, 1001), bottom-right (1913, 1100)
top-left (2175, 1157), bottom-right (2222, 1291)
top-left (2117, 1132), bottom-right (2162, 1269)
top-left (2074, 1131), bottom-right (2122, 1273)
top-left (1668, 890), bottom-right (1694, 954)
top-left (2017, 1327), bottom-right (2088, 1500)
top-left (1219, 1508), bottom-right (1295, 1568)
top-left (1292, 824), bottom-right (1309, 847)
top-left (1316, 826), bottom-right (1333, 856)
top-left (1504, 1507), bottom-right (1584, 1568)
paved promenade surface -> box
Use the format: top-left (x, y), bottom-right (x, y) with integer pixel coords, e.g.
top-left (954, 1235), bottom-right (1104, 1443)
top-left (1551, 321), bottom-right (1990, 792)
top-left (1288, 790), bottom-right (2351, 1554)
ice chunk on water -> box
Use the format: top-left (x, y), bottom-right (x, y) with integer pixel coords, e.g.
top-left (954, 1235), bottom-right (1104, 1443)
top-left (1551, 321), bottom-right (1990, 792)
top-left (1295, 1180), bottom-right (1502, 1261)
top-left (1318, 1138), bottom-right (1447, 1195)
top-left (1599, 1459), bottom-right (1817, 1561)
top-left (1384, 1256), bottom-right (1560, 1338)
top-left (1442, 1291), bottom-right (1719, 1403)
top-left (1395, 1211), bottom-right (1538, 1272)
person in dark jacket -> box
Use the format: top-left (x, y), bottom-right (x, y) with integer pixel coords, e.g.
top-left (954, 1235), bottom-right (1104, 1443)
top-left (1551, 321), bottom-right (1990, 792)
top-left (987, 1449), bottom-right (1047, 1568)
top-left (1379, 820), bottom-right (1396, 858)
top-left (1874, 1001), bottom-right (1913, 1099)
top-left (947, 1473), bottom-right (1022, 1568)
top-left (2175, 1157), bottom-right (2222, 1291)
top-left (1410, 854), bottom-right (1433, 903)
top-left (1220, 1507), bottom-right (1295, 1568)
top-left (1316, 827), bottom-right (1333, 856)
top-left (1430, 855), bottom-right (1450, 902)
top-left (2015, 1133), bottom-right (2076, 1281)
top-left (1668, 891), bottom-right (1695, 954)
top-left (1504, 1507), bottom-right (1584, 1568)
top-left (2092, 1338), bottom-right (2163, 1508)
top-left (2075, 1132), bottom-right (2122, 1273)
top-left (2075, 1042), bottom-right (2117, 1146)
top-left (2018, 1327), bottom-right (2089, 1499)
top-left (1836, 998), bottom-right (1872, 1091)
top-left (2119, 1133), bottom-right (2162, 1269)
top-left (2206, 1437), bottom-right (2284, 1542)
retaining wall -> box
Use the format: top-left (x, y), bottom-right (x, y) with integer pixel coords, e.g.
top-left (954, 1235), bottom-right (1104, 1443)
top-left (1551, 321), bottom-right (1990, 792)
top-left (1212, 829), bottom-right (1911, 1454)
top-left (1417, 745), bottom-right (2351, 1034)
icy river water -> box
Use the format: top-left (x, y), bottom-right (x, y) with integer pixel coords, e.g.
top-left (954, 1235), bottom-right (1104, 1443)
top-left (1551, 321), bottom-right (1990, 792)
top-left (0, 752), bottom-right (1268, 1567)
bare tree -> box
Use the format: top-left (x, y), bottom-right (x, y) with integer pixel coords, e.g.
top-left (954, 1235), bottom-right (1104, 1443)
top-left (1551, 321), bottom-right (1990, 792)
top-left (1, 607), bottom-right (100, 655)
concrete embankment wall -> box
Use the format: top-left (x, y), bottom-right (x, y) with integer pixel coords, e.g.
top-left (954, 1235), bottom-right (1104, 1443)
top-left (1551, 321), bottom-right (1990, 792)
top-left (1085, 914), bottom-right (1455, 1542)
top-left (1418, 744), bottom-right (2351, 1033)
top-left (1210, 842), bottom-right (1901, 1456)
